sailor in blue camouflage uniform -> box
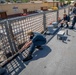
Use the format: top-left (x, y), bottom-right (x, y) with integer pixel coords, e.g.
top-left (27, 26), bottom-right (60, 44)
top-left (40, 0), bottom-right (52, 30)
top-left (70, 3), bottom-right (76, 29)
top-left (20, 31), bottom-right (46, 61)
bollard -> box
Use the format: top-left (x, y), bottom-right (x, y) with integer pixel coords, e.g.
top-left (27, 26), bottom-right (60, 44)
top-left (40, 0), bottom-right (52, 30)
top-left (66, 29), bottom-right (68, 35)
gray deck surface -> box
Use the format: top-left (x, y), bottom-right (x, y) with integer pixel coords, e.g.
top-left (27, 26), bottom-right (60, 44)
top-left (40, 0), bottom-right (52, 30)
top-left (18, 28), bottom-right (76, 75)
top-left (4, 26), bottom-right (76, 75)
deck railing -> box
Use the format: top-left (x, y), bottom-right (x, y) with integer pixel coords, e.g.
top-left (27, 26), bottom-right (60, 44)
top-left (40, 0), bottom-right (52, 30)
top-left (0, 5), bottom-right (72, 66)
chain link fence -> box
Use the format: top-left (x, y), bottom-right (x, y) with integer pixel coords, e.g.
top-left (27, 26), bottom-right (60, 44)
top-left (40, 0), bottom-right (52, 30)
top-left (0, 20), bottom-right (16, 64)
top-left (45, 11), bottom-right (57, 26)
top-left (0, 5), bottom-right (71, 66)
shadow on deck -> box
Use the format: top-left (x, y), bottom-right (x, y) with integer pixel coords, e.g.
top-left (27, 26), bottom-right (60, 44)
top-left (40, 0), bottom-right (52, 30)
top-left (4, 46), bottom-right (51, 75)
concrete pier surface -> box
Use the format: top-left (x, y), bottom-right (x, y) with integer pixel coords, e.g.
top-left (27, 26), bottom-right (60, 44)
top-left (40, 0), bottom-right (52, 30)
top-left (18, 28), bottom-right (76, 75)
top-left (1, 20), bottom-right (75, 75)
